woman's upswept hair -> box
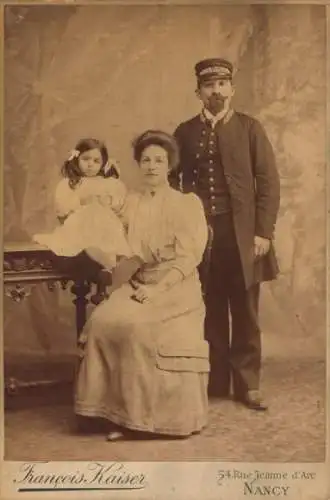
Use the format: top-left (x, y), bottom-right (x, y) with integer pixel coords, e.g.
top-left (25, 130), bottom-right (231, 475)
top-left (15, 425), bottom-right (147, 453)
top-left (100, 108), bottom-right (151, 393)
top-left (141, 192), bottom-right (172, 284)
top-left (132, 130), bottom-right (180, 172)
top-left (61, 138), bottom-right (119, 189)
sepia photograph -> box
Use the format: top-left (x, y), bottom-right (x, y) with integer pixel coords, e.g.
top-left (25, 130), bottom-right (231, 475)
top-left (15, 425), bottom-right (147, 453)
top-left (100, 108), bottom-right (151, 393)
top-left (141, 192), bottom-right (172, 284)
top-left (1, 1), bottom-right (328, 498)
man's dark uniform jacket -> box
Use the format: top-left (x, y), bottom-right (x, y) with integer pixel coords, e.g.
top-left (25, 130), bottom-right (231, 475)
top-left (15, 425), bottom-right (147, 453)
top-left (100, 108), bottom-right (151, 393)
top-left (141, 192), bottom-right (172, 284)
top-left (171, 110), bottom-right (280, 289)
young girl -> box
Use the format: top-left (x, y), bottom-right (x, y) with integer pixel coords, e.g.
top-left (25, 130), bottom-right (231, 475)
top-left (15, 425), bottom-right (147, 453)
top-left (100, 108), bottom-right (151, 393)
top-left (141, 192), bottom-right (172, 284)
top-left (33, 138), bottom-right (142, 282)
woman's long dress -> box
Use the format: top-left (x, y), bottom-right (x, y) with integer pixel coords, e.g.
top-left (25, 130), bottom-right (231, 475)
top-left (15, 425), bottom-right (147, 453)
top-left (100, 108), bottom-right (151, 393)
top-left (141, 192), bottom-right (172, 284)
top-left (75, 185), bottom-right (210, 436)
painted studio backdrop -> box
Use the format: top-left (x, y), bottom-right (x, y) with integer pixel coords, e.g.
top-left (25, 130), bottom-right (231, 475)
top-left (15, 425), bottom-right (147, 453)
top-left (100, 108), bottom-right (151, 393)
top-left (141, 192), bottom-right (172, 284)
top-left (4, 4), bottom-right (326, 380)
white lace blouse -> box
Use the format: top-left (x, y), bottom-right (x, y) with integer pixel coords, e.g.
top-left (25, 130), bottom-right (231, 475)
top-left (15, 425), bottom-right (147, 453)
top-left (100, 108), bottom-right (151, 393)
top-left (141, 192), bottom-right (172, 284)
top-left (122, 185), bottom-right (208, 277)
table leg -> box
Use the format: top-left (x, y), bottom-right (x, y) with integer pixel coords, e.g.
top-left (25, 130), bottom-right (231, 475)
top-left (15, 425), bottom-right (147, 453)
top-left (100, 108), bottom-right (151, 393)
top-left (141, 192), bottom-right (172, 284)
top-left (71, 281), bottom-right (91, 339)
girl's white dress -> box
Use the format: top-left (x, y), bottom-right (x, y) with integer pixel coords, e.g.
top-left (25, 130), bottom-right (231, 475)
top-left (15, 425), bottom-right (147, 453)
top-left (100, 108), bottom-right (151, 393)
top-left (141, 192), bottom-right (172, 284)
top-left (33, 177), bottom-right (133, 268)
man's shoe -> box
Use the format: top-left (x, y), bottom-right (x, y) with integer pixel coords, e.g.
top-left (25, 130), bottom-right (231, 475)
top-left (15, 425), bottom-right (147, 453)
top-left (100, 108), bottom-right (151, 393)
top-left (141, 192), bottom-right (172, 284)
top-left (235, 390), bottom-right (268, 411)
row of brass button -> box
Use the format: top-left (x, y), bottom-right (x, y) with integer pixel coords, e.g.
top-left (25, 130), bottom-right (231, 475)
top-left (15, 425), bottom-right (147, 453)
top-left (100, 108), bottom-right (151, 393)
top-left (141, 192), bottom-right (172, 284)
top-left (196, 154), bottom-right (215, 159)
top-left (195, 129), bottom-right (226, 212)
top-left (193, 168), bottom-right (214, 173)
top-left (201, 130), bottom-right (216, 137)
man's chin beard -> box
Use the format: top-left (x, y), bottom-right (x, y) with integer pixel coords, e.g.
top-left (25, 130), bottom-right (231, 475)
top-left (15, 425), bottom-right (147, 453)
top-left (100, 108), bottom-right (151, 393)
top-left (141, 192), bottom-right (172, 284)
top-left (206, 97), bottom-right (226, 115)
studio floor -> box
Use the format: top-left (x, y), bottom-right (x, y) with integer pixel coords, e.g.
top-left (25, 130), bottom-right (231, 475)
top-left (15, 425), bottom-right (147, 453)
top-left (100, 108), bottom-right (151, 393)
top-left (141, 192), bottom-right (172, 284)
top-left (4, 357), bottom-right (326, 463)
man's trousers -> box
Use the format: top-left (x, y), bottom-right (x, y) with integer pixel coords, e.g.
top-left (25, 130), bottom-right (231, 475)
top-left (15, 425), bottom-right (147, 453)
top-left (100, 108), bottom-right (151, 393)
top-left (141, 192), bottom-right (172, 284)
top-left (204, 213), bottom-right (261, 398)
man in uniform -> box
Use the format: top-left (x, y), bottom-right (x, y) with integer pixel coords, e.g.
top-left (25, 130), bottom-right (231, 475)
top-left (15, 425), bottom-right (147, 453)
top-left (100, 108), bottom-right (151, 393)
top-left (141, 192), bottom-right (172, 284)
top-left (171, 58), bottom-right (280, 410)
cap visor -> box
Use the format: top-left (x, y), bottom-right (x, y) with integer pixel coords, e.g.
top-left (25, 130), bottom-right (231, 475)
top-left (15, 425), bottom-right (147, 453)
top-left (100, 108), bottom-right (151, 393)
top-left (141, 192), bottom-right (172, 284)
top-left (199, 74), bottom-right (232, 82)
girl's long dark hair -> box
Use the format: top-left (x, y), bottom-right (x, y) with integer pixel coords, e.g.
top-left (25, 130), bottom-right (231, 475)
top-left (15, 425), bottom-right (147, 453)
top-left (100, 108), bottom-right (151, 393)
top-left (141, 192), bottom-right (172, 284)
top-left (61, 138), bottom-right (119, 189)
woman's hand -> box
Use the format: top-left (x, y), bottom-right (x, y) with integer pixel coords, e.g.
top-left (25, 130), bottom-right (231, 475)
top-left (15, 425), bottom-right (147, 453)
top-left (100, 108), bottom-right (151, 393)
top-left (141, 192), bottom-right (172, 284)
top-left (131, 284), bottom-right (160, 304)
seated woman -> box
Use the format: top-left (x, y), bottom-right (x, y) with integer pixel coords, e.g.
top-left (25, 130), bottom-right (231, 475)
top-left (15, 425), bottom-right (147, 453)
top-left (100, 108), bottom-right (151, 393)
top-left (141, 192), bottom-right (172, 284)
top-left (75, 130), bottom-right (210, 441)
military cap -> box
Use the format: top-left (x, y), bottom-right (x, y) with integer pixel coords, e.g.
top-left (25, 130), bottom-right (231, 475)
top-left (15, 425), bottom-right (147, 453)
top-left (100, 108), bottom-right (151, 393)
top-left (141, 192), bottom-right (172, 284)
top-left (195, 58), bottom-right (234, 82)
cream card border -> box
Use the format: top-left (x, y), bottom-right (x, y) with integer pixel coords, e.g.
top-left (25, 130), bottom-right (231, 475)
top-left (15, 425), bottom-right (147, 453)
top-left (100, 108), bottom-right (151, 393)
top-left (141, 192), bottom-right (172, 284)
top-left (0, 2), bottom-right (329, 499)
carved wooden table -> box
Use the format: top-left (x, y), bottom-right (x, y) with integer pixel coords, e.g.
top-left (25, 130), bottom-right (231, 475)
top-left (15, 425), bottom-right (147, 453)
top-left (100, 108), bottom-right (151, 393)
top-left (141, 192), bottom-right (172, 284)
top-left (3, 242), bottom-right (105, 395)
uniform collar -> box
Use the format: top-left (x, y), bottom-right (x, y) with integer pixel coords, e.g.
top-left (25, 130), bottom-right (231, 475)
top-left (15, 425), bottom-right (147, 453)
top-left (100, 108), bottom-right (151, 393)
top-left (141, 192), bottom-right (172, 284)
top-left (201, 107), bottom-right (234, 128)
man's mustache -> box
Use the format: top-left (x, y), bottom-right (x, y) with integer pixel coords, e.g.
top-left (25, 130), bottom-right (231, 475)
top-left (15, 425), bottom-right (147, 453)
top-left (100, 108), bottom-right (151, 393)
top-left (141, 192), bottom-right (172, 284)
top-left (209, 94), bottom-right (224, 101)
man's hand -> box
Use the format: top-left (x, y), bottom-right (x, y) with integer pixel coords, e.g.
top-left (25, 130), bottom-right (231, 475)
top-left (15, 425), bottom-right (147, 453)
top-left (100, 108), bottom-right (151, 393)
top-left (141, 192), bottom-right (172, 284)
top-left (254, 236), bottom-right (271, 259)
